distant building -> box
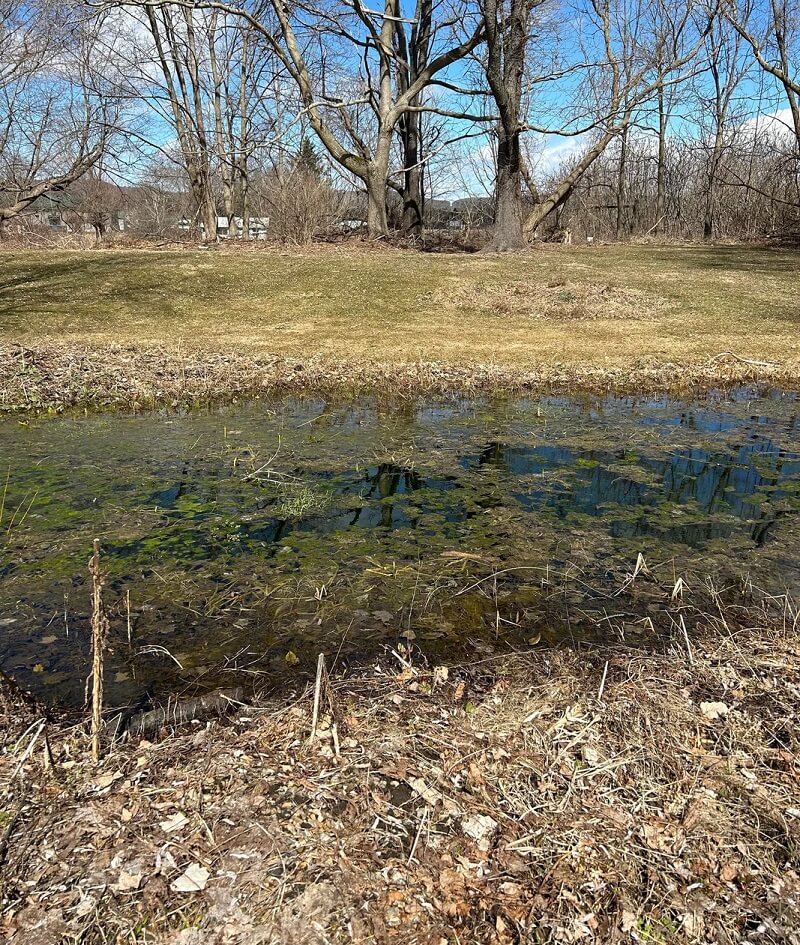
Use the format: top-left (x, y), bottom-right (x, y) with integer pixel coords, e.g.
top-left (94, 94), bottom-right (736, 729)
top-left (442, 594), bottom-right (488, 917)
top-left (14, 188), bottom-right (128, 233)
top-left (177, 216), bottom-right (271, 239)
top-left (22, 191), bottom-right (75, 231)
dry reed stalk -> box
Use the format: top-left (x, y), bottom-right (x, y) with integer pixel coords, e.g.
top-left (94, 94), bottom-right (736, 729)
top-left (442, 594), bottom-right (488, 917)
top-left (89, 539), bottom-right (109, 764)
top-left (310, 653), bottom-right (325, 740)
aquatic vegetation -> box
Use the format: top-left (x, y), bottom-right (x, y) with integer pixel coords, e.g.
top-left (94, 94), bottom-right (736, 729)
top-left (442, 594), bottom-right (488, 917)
top-left (0, 386), bottom-right (798, 705)
top-left (274, 483), bottom-right (333, 519)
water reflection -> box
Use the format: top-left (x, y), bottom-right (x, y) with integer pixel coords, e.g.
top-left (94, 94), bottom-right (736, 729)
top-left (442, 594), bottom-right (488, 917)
top-left (1, 386), bottom-right (799, 705)
top-left (465, 436), bottom-right (799, 546)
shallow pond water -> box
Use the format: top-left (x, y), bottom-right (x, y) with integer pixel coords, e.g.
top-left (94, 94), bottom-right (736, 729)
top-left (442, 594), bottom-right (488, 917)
top-left (1, 387), bottom-right (798, 707)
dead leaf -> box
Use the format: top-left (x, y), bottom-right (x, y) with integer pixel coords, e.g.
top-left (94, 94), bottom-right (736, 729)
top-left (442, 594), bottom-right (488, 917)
top-left (115, 870), bottom-right (142, 892)
top-left (461, 813), bottom-right (498, 852)
top-left (582, 745), bottom-right (600, 766)
top-left (700, 701), bottom-right (729, 721)
top-left (159, 812), bottom-right (189, 833)
top-left (92, 770), bottom-right (122, 791)
top-left (170, 864), bottom-right (209, 893)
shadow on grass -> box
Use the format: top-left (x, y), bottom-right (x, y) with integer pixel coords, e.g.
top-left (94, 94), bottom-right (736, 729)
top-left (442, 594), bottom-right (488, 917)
top-left (637, 244), bottom-right (800, 274)
top-left (0, 254), bottom-right (197, 329)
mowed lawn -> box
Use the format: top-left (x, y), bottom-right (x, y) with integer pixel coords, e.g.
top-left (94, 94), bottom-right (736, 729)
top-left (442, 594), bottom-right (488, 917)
top-left (1, 243), bottom-right (798, 369)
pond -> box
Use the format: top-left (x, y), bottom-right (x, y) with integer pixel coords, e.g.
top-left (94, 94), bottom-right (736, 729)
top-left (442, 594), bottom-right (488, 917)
top-left (1, 387), bottom-right (798, 707)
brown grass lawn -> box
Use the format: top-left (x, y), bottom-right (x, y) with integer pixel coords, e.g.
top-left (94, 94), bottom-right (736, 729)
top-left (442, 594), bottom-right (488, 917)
top-left (1, 242), bottom-right (798, 373)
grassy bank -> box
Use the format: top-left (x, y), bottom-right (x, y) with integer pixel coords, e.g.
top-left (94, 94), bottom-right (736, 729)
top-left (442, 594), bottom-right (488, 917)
top-left (1, 243), bottom-right (799, 410)
top-left (2, 591), bottom-right (798, 944)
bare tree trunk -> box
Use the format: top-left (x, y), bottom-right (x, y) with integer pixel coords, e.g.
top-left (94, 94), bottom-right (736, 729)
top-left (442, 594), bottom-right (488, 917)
top-left (144, 6), bottom-right (218, 242)
top-left (200, 186), bottom-right (218, 241)
top-left (703, 52), bottom-right (727, 241)
top-left (401, 110), bottom-right (424, 234)
top-left (362, 117), bottom-right (392, 238)
top-left (241, 167), bottom-right (251, 239)
top-left (397, 0), bottom-right (432, 236)
top-left (489, 125), bottom-right (527, 251)
top-left (703, 124), bottom-right (724, 239)
top-left (239, 30), bottom-right (252, 240)
top-left (656, 85), bottom-right (668, 232)
top-left (481, 0), bottom-right (532, 252)
top-left (615, 123), bottom-right (628, 239)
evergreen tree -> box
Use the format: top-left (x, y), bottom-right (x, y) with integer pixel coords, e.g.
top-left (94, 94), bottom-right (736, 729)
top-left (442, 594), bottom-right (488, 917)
top-left (295, 138), bottom-right (323, 179)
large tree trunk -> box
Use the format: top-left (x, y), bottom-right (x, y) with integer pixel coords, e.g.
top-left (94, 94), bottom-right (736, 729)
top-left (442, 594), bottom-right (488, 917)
top-left (397, 0), bottom-right (432, 237)
top-left (200, 183), bottom-right (218, 242)
top-left (365, 135), bottom-right (391, 238)
top-left (481, 0), bottom-right (530, 252)
top-left (485, 127), bottom-right (527, 251)
top-left (366, 181), bottom-right (389, 238)
top-left (401, 110), bottom-right (424, 235)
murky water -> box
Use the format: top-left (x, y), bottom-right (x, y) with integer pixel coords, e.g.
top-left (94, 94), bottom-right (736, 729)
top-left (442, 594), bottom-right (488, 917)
top-left (1, 387), bottom-right (798, 707)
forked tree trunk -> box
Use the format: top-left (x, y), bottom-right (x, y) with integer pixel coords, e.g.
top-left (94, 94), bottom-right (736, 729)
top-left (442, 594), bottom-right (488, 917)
top-left (398, 0), bottom-right (432, 237)
top-left (481, 0), bottom-right (530, 252)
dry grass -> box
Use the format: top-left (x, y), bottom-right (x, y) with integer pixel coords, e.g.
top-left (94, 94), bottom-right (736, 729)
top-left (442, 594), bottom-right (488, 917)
top-left (441, 280), bottom-right (671, 321)
top-left (2, 582), bottom-right (799, 944)
top-left (3, 340), bottom-right (800, 414)
top-left (0, 243), bottom-right (798, 409)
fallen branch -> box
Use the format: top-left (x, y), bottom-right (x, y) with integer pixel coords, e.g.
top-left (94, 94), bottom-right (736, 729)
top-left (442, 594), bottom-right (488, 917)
top-left (123, 687), bottom-right (246, 739)
top-left (706, 351), bottom-right (780, 368)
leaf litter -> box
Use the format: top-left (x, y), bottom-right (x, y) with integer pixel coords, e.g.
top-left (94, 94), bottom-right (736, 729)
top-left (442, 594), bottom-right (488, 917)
top-left (1, 591), bottom-right (799, 944)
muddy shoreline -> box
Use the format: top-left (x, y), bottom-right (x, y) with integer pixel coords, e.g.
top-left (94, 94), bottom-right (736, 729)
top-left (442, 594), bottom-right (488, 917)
top-left (2, 342), bottom-right (799, 414)
top-left (2, 603), bottom-right (799, 945)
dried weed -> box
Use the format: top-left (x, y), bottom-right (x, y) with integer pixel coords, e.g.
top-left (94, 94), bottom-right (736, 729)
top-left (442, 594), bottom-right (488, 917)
top-left (1, 342), bottom-right (797, 415)
top-left (1, 594), bottom-right (798, 944)
top-left (443, 280), bottom-right (670, 322)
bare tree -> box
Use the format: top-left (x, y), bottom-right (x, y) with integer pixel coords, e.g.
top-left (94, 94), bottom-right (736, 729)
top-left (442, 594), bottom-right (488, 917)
top-left (69, 167), bottom-right (127, 241)
top-left (693, 10), bottom-right (750, 237)
top-left (150, 0), bottom-right (488, 238)
top-left (0, 1), bottom-right (117, 225)
top-left (265, 0), bottom-right (486, 237)
top-left (480, 0), bottom-right (542, 250)
top-left (393, 0), bottom-right (433, 234)
top-left (107, 1), bottom-right (279, 241)
top-left (477, 0), bottom-right (713, 250)
top-left (140, 4), bottom-right (221, 239)
top-left (725, 0), bottom-right (800, 147)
